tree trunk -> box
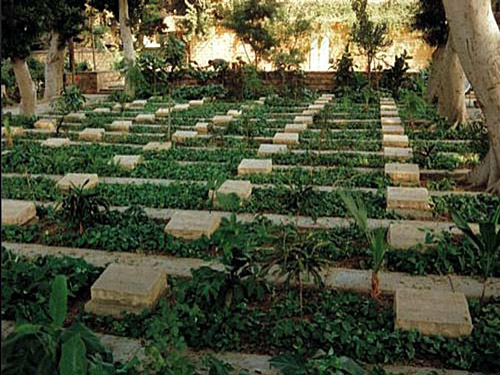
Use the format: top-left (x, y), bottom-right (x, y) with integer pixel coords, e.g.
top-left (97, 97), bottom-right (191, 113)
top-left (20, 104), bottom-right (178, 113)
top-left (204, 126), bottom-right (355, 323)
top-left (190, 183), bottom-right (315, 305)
top-left (443, 0), bottom-right (500, 194)
top-left (68, 38), bottom-right (75, 85)
top-left (428, 38), bottom-right (468, 125)
top-left (12, 57), bottom-right (36, 116)
top-left (44, 32), bottom-right (66, 101)
top-left (119, 0), bottom-right (136, 97)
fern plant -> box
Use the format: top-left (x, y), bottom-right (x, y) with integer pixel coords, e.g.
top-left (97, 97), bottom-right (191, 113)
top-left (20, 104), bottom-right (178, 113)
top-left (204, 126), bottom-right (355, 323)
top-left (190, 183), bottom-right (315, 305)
top-left (1, 275), bottom-right (117, 375)
top-left (340, 192), bottom-right (388, 299)
top-left (451, 206), bottom-right (500, 304)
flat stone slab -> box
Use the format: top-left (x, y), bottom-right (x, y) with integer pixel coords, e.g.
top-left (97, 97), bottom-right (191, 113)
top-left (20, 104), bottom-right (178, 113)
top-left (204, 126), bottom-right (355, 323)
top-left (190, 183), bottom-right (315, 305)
top-left (381, 110), bottom-right (399, 117)
top-left (380, 104), bottom-right (397, 111)
top-left (384, 147), bottom-right (413, 160)
top-left (112, 103), bottom-right (122, 111)
top-left (284, 124), bottom-right (307, 133)
top-left (395, 289), bottom-right (473, 338)
top-left (41, 138), bottom-right (70, 148)
top-left (254, 100), bottom-right (265, 105)
top-left (238, 159), bottom-right (273, 175)
top-left (227, 109), bottom-right (242, 117)
top-left (93, 107), bottom-right (110, 113)
top-left (130, 99), bottom-right (147, 108)
top-left (211, 180), bottom-right (253, 207)
top-left (294, 116), bottom-right (313, 125)
top-left (302, 109), bottom-right (317, 116)
top-left (34, 119), bottom-right (55, 131)
top-left (135, 114), bottom-right (155, 123)
top-left (273, 132), bottom-right (299, 145)
top-left (112, 155), bottom-right (142, 170)
top-left (56, 173), bottom-right (99, 192)
top-left (381, 117), bottom-right (402, 126)
top-left (257, 144), bottom-right (287, 156)
top-left (85, 263), bottom-right (167, 317)
top-left (385, 163), bottom-right (420, 185)
top-left (314, 99), bottom-right (329, 105)
top-left (155, 108), bottom-right (172, 117)
top-left (189, 99), bottom-right (204, 106)
top-left (383, 134), bottom-right (409, 148)
top-left (387, 187), bottom-right (431, 217)
top-left (173, 103), bottom-right (190, 111)
top-left (172, 130), bottom-right (197, 143)
top-left (309, 104), bottom-right (325, 110)
top-left (165, 210), bottom-right (220, 240)
top-left (194, 122), bottom-right (209, 134)
top-left (64, 112), bottom-right (86, 122)
top-left (109, 120), bottom-right (132, 132)
top-left (321, 94), bottom-right (334, 99)
top-left (212, 115), bottom-right (233, 124)
top-left (2, 199), bottom-right (37, 226)
top-left (142, 141), bottom-right (172, 152)
top-left (1, 126), bottom-right (24, 137)
top-left (79, 128), bottom-right (105, 141)
top-left (382, 125), bottom-right (404, 135)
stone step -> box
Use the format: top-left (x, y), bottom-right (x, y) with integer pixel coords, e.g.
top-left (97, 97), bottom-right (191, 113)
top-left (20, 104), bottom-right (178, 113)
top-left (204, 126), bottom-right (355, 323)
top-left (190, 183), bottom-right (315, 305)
top-left (1, 200), bottom-right (37, 226)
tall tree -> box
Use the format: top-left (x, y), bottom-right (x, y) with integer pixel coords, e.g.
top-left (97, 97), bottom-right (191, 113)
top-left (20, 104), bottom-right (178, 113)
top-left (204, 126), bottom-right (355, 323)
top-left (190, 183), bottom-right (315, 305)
top-left (443, 0), bottom-right (500, 193)
top-left (1, 0), bottom-right (46, 115)
top-left (413, 0), bottom-right (467, 125)
top-left (43, 0), bottom-right (87, 100)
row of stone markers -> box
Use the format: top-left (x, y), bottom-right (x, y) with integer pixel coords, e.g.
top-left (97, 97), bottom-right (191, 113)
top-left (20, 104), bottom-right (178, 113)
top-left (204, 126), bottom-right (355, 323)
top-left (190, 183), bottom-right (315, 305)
top-left (380, 97), bottom-right (473, 340)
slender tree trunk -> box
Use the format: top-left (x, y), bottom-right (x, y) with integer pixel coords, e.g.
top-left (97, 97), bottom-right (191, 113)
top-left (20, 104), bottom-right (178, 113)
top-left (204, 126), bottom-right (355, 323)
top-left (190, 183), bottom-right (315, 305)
top-left (428, 39), bottom-right (468, 125)
top-left (119, 0), bottom-right (136, 97)
top-left (371, 270), bottom-right (380, 299)
top-left (443, 0), bottom-right (500, 194)
top-left (44, 32), bottom-right (66, 101)
top-left (12, 57), bottom-right (36, 116)
top-left (68, 38), bottom-right (76, 85)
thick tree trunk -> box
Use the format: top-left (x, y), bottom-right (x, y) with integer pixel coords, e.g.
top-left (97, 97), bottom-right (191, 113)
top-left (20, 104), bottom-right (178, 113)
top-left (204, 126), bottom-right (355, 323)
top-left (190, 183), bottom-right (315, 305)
top-left (443, 0), bottom-right (500, 194)
top-left (44, 32), bottom-right (66, 101)
top-left (427, 39), bottom-right (468, 125)
top-left (12, 57), bottom-right (36, 116)
top-left (119, 0), bottom-right (136, 97)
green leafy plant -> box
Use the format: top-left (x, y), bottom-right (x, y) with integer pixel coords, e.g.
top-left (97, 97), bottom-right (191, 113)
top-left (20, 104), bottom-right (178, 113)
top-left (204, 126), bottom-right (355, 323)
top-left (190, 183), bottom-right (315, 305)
top-left (1, 275), bottom-right (117, 375)
top-left (333, 45), bottom-right (357, 94)
top-left (340, 192), bottom-right (388, 299)
top-left (61, 180), bottom-right (109, 234)
top-left (262, 228), bottom-right (330, 311)
top-left (3, 115), bottom-right (13, 148)
top-left (382, 50), bottom-right (411, 99)
top-left (51, 85), bottom-right (86, 134)
top-left (451, 206), bottom-right (500, 304)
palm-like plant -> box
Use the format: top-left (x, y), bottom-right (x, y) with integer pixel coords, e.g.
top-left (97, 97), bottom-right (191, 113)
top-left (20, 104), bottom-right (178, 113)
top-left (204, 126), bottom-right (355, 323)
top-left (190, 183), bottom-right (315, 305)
top-left (340, 192), bottom-right (388, 299)
top-left (262, 229), bottom-right (330, 311)
top-left (451, 206), bottom-right (500, 304)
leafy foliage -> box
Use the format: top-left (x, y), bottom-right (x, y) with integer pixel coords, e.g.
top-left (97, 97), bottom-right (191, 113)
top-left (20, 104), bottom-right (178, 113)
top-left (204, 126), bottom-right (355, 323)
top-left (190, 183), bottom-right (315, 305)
top-left (51, 85), bottom-right (86, 133)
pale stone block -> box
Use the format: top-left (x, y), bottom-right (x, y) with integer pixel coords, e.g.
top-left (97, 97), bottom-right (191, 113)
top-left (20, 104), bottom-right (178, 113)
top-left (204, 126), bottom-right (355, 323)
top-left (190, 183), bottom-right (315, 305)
top-left (314, 99), bottom-right (329, 105)
top-left (209, 180), bottom-right (253, 207)
top-left (93, 107), bottom-right (110, 113)
top-left (194, 122), bottom-right (210, 134)
top-left (381, 110), bottom-right (399, 117)
top-left (381, 117), bottom-right (402, 126)
top-left (112, 103), bottom-right (122, 111)
top-left (165, 210), bottom-right (220, 240)
top-left (85, 263), bottom-right (167, 317)
top-left (387, 187), bottom-right (431, 218)
top-left (155, 108), bottom-right (172, 117)
top-left (382, 125), bottom-right (404, 135)
top-left (189, 99), bottom-right (204, 106)
top-left (384, 147), bottom-right (413, 161)
top-left (57, 173), bottom-right (98, 191)
top-left (395, 289), bottom-right (473, 338)
top-left (380, 104), bottom-right (398, 111)
top-left (41, 138), bottom-right (70, 148)
top-left (238, 159), bottom-right (272, 175)
top-left (2, 199), bottom-right (37, 225)
top-left (2, 127), bottom-right (24, 136)
top-left (34, 119), bottom-right (55, 131)
top-left (135, 114), bottom-right (155, 123)
top-left (172, 130), bottom-right (197, 143)
top-left (213, 115), bottom-right (233, 124)
top-left (257, 144), bottom-right (287, 156)
top-left (302, 109), bottom-right (317, 116)
top-left (385, 163), bottom-right (420, 185)
top-left (321, 94), bottom-right (334, 99)
top-left (227, 109), bottom-right (242, 117)
top-left (173, 103), bottom-right (190, 111)
top-left (79, 128), bottom-right (105, 141)
top-left (309, 104), bottom-right (325, 110)
top-left (142, 141), bottom-right (172, 152)
top-left (64, 112), bottom-right (86, 122)
top-left (294, 116), bottom-right (313, 125)
top-left (383, 134), bottom-right (409, 148)
top-left (109, 120), bottom-right (132, 132)
top-left (273, 132), bottom-right (299, 145)
top-left (112, 155), bottom-right (142, 170)
top-left (255, 100), bottom-right (265, 105)
top-left (130, 99), bottom-right (147, 108)
top-left (259, 97), bottom-right (267, 101)
top-left (284, 124), bottom-right (307, 133)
